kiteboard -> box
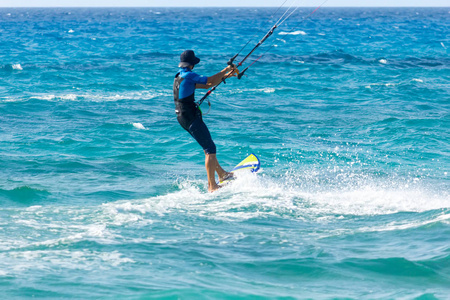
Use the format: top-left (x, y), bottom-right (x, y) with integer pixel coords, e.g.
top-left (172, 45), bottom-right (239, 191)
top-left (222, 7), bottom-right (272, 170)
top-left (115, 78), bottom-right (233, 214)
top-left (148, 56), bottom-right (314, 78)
top-left (218, 153), bottom-right (260, 186)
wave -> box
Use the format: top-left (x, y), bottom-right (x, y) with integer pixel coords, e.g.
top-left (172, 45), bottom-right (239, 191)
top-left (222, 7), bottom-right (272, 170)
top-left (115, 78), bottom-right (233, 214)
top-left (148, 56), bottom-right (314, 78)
top-left (96, 170), bottom-right (450, 224)
top-left (0, 63), bottom-right (23, 71)
top-left (132, 122), bottom-right (146, 130)
top-left (229, 87), bottom-right (276, 95)
top-left (0, 186), bottom-right (50, 203)
top-left (1, 90), bottom-right (170, 103)
top-left (339, 256), bottom-right (446, 278)
top-left (364, 77), bottom-right (430, 89)
top-left (278, 30), bottom-right (307, 36)
top-left (253, 50), bottom-right (450, 70)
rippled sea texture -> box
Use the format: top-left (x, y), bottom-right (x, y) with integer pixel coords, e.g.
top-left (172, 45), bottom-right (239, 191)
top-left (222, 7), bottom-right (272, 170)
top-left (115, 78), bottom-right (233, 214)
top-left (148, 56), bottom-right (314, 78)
top-left (0, 7), bottom-right (449, 299)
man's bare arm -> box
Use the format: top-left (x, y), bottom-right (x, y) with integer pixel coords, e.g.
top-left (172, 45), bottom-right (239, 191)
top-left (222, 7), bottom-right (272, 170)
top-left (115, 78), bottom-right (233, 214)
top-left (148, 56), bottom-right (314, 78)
top-left (196, 65), bottom-right (237, 89)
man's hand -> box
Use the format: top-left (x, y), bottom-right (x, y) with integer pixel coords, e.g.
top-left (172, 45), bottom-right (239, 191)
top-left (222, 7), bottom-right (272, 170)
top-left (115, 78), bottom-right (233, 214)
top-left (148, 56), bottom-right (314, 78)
top-left (197, 64), bottom-right (241, 89)
top-left (224, 64), bottom-right (239, 78)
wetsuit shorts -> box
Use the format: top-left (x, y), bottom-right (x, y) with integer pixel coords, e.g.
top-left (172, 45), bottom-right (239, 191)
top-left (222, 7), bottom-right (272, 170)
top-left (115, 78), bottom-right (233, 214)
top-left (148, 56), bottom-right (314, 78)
top-left (176, 108), bottom-right (216, 155)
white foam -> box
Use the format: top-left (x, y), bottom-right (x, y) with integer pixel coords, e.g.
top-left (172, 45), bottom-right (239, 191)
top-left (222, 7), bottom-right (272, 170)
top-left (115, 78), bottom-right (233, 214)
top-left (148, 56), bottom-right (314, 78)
top-left (302, 186), bottom-right (449, 216)
top-left (102, 204), bottom-right (146, 226)
top-left (365, 82), bottom-right (397, 88)
top-left (133, 171), bottom-right (449, 221)
top-left (34, 94), bottom-right (78, 101)
top-left (278, 30), bottom-right (307, 36)
top-left (68, 29), bottom-right (74, 33)
top-left (12, 64), bottom-right (22, 70)
top-left (440, 42), bottom-right (446, 49)
top-left (412, 78), bottom-right (423, 83)
top-left (93, 169), bottom-right (450, 224)
top-left (132, 123), bottom-right (146, 130)
top-left (247, 88), bottom-right (275, 93)
top-left (98, 251), bottom-right (135, 266)
top-left (2, 249), bottom-right (134, 273)
top-left (103, 180), bottom-right (209, 218)
top-left (378, 59), bottom-right (387, 64)
top-left (230, 87), bottom-right (275, 95)
top-left (28, 223), bottom-right (118, 248)
top-left (359, 213), bottom-right (450, 233)
top-left (26, 205), bottom-right (43, 211)
top-left (29, 90), bottom-right (168, 102)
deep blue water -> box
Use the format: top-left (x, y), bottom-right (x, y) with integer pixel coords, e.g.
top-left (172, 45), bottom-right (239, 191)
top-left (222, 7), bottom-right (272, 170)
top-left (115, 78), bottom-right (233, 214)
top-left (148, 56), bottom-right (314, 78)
top-left (0, 7), bottom-right (449, 299)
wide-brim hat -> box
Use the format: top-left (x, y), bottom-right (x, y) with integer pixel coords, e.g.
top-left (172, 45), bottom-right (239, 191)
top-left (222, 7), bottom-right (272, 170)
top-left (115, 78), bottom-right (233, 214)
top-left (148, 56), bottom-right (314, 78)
top-left (179, 50), bottom-right (201, 68)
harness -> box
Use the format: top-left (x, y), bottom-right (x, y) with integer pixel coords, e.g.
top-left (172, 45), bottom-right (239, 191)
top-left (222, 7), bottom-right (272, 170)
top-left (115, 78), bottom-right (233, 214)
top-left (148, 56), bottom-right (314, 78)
top-left (173, 72), bottom-right (201, 130)
top-left (173, 72), bottom-right (195, 104)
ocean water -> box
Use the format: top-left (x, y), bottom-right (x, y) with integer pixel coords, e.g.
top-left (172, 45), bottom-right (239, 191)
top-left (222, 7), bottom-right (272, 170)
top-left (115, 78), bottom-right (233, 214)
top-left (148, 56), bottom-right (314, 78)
top-left (0, 6), bottom-right (449, 299)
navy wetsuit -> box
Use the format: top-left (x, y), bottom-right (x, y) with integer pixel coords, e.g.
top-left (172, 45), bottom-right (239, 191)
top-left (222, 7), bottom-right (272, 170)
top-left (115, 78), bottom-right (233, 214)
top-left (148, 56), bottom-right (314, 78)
top-left (173, 67), bottom-right (217, 154)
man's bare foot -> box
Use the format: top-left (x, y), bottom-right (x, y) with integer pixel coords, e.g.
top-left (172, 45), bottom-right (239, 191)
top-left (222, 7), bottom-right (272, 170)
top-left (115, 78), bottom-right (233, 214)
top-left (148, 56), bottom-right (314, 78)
top-left (219, 172), bottom-right (234, 183)
top-left (208, 183), bottom-right (221, 193)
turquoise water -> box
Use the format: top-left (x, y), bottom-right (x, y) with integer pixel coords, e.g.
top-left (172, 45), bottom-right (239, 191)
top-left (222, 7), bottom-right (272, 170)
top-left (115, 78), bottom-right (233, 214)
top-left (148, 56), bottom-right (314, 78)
top-left (0, 7), bottom-right (449, 299)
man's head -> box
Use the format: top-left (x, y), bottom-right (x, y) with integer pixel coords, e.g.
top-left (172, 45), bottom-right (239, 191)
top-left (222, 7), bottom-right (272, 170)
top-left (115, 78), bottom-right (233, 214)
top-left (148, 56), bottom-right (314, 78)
top-left (179, 50), bottom-right (200, 68)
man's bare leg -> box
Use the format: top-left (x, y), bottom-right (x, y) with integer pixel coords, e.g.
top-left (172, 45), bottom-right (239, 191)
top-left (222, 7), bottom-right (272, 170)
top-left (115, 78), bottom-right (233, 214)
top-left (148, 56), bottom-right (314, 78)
top-left (205, 153), bottom-right (220, 192)
top-left (211, 154), bottom-right (233, 183)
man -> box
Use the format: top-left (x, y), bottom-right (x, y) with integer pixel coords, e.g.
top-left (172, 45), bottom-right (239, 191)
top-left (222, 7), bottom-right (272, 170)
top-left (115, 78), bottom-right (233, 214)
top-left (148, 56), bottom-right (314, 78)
top-left (173, 50), bottom-right (236, 192)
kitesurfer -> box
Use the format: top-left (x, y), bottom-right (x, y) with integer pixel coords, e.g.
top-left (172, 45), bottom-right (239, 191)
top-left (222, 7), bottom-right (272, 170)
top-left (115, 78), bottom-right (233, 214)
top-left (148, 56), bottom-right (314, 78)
top-left (173, 50), bottom-right (237, 192)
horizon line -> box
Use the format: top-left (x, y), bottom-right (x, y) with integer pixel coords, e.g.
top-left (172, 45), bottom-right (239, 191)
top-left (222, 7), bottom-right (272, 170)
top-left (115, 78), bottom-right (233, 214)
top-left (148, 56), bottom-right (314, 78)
top-left (0, 5), bottom-right (448, 8)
